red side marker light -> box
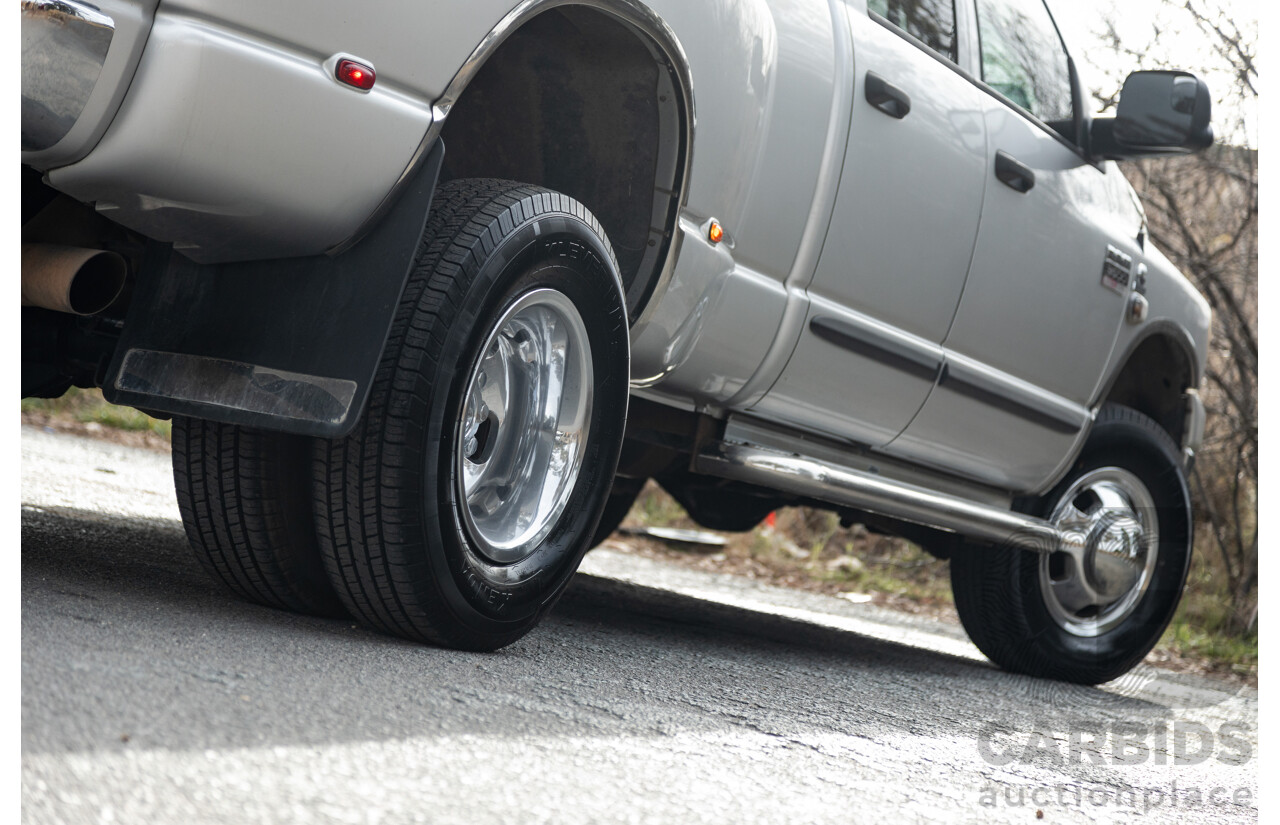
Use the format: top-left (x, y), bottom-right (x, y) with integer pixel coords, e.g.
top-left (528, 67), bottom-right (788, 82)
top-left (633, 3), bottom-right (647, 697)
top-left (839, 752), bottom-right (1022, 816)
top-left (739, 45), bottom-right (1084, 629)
top-left (336, 59), bottom-right (376, 91)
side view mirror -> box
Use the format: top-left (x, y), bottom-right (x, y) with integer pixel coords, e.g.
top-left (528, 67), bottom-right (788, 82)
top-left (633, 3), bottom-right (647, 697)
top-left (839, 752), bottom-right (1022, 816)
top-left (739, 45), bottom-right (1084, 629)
top-left (1090, 70), bottom-right (1214, 160)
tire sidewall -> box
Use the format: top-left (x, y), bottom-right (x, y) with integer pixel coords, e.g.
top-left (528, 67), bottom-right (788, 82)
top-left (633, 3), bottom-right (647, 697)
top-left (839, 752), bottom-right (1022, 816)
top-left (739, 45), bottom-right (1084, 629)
top-left (418, 211), bottom-right (629, 636)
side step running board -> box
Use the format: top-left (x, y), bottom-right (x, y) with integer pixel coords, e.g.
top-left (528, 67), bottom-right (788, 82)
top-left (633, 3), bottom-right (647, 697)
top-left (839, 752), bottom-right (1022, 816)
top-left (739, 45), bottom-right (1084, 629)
top-left (694, 442), bottom-right (1062, 554)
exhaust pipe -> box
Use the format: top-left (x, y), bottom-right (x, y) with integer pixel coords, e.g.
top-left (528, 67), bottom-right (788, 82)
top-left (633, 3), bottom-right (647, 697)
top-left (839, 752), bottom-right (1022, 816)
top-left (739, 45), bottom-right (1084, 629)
top-left (22, 243), bottom-right (127, 316)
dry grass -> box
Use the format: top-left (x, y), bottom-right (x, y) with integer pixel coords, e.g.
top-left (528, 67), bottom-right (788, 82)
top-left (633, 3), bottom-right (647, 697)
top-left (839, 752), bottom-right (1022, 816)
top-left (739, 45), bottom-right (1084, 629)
top-left (21, 387), bottom-right (172, 450)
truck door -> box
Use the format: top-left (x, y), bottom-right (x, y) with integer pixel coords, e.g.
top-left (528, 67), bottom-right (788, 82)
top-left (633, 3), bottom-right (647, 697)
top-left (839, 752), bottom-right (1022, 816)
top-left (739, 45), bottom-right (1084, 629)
top-left (749, 0), bottom-right (989, 447)
top-left (884, 0), bottom-right (1137, 492)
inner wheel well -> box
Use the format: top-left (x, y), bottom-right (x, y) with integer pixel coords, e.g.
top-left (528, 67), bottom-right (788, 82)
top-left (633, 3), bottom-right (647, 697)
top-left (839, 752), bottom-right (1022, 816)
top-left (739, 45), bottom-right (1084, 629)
top-left (437, 5), bottom-right (689, 319)
top-left (1101, 334), bottom-right (1195, 447)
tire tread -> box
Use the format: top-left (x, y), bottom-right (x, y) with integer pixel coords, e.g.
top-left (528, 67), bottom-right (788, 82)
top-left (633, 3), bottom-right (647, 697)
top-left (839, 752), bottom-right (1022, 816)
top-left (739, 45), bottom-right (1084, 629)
top-left (172, 417), bottom-right (344, 616)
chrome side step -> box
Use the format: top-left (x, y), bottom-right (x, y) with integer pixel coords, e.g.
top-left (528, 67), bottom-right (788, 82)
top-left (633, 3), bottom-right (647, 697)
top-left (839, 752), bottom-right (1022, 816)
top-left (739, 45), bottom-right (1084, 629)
top-left (694, 441), bottom-right (1061, 553)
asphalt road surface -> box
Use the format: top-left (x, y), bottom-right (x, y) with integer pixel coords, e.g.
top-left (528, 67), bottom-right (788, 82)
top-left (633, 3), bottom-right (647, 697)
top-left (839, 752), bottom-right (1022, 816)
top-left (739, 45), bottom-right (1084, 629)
top-left (22, 427), bottom-right (1259, 824)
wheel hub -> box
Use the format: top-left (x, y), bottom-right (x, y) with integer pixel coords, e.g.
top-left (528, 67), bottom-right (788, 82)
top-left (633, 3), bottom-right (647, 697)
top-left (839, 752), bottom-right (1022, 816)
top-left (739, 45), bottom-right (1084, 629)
top-left (1040, 468), bottom-right (1159, 637)
top-left (454, 288), bottom-right (593, 565)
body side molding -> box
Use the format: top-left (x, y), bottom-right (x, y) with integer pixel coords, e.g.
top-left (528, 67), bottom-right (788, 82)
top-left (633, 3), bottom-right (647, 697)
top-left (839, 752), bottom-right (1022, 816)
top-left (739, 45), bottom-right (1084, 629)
top-left (809, 315), bottom-right (943, 383)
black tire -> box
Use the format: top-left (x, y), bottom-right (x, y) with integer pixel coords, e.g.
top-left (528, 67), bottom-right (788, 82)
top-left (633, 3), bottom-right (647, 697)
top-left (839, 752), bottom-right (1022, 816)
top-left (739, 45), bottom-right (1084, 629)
top-left (172, 418), bottom-right (345, 616)
top-left (313, 179), bottom-right (630, 650)
top-left (589, 475), bottom-right (646, 548)
top-left (950, 404), bottom-right (1193, 684)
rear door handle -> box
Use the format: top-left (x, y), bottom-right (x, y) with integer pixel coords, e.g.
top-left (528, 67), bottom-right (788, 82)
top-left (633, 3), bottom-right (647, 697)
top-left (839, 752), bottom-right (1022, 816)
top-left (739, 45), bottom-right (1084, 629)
top-left (865, 72), bottom-right (911, 119)
top-left (994, 151), bottom-right (1036, 193)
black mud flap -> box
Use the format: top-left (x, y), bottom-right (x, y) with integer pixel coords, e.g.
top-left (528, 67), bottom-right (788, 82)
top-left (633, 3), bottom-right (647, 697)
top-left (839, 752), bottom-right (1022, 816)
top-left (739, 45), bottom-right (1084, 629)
top-left (102, 140), bottom-right (445, 438)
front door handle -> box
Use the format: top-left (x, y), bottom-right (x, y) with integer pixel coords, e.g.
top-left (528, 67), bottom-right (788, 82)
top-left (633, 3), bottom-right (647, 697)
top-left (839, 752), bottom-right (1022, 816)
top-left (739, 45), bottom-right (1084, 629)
top-left (865, 72), bottom-right (911, 119)
top-left (994, 151), bottom-right (1036, 193)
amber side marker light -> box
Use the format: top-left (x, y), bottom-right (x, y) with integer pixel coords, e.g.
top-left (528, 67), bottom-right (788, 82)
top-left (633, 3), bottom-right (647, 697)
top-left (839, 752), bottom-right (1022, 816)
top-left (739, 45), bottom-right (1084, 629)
top-left (336, 59), bottom-right (376, 90)
top-left (708, 220), bottom-right (724, 244)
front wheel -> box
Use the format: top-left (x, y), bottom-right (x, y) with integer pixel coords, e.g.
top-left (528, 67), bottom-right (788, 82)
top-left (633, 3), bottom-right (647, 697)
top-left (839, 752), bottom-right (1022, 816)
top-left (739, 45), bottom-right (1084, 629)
top-left (950, 404), bottom-right (1193, 684)
top-left (313, 179), bottom-right (630, 650)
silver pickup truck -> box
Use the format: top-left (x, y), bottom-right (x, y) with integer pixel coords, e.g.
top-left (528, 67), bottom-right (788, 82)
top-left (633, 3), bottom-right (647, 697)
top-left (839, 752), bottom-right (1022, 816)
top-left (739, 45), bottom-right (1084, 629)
top-left (22, 0), bottom-right (1215, 683)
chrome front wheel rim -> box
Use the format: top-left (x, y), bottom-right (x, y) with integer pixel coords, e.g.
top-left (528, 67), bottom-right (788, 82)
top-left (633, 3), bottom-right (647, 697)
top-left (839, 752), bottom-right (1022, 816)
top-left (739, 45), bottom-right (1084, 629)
top-left (454, 288), bottom-right (593, 565)
top-left (1040, 468), bottom-right (1160, 637)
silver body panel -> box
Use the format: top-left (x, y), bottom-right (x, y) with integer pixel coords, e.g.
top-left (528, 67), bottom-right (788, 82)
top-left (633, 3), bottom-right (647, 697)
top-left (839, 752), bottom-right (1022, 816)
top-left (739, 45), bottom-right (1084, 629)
top-left (23, 0), bottom-right (1212, 510)
top-left (745, 8), bottom-right (991, 448)
top-left (45, 10), bottom-right (434, 262)
top-left (881, 103), bottom-right (1142, 490)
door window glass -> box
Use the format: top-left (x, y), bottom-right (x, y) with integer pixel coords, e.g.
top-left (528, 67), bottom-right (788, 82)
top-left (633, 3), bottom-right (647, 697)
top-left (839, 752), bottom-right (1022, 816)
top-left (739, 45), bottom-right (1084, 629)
top-left (975, 0), bottom-right (1074, 135)
top-left (868, 0), bottom-right (957, 63)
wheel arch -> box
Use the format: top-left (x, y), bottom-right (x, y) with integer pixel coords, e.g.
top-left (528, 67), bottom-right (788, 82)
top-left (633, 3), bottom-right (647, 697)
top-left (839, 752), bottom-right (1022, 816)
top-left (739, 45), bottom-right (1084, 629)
top-left (1094, 323), bottom-right (1201, 449)
top-left (416, 0), bottom-right (694, 320)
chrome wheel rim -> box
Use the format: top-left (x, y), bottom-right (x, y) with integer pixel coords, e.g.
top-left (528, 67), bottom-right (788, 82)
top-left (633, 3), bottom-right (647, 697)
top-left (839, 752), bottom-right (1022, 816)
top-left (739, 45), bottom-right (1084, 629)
top-left (454, 288), bottom-right (593, 565)
top-left (1040, 468), bottom-right (1159, 637)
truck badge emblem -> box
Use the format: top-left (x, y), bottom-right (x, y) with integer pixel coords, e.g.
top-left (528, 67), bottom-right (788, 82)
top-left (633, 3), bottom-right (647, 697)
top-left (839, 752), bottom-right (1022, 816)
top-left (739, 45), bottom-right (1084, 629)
top-left (1101, 245), bottom-right (1132, 295)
